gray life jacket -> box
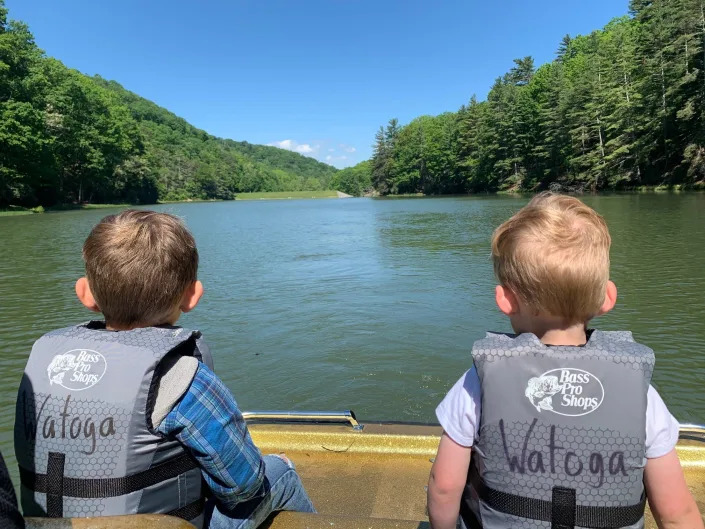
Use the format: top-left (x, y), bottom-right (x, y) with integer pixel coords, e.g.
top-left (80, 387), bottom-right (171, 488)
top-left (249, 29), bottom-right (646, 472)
top-left (461, 330), bottom-right (654, 529)
top-left (14, 321), bottom-right (215, 527)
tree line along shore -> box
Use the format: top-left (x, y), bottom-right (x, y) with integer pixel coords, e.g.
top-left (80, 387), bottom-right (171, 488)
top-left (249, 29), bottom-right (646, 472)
top-left (1, 0), bottom-right (703, 210)
top-left (336, 0), bottom-right (705, 197)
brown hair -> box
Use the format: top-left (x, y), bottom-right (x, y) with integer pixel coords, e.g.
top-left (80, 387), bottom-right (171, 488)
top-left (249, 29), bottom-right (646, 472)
top-left (491, 192), bottom-right (611, 324)
top-left (82, 210), bottom-right (198, 328)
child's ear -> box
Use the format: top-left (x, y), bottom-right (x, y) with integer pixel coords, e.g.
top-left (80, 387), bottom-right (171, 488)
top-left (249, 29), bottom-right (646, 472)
top-left (75, 277), bottom-right (101, 313)
top-left (495, 285), bottom-right (519, 316)
top-left (596, 280), bottom-right (617, 316)
top-left (180, 280), bottom-right (203, 313)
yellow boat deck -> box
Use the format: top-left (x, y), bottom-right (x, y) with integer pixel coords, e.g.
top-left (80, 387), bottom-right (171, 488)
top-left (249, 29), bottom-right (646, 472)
top-left (255, 422), bottom-right (436, 526)
top-left (26, 420), bottom-right (705, 528)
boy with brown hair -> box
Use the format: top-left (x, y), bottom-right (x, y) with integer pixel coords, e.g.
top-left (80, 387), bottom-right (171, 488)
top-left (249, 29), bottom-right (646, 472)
top-left (14, 210), bottom-right (314, 529)
top-left (427, 193), bottom-right (702, 529)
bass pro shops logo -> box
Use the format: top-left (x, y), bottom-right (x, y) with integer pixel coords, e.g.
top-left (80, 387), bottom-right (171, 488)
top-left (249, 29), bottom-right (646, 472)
top-left (47, 350), bottom-right (107, 391)
top-left (525, 369), bottom-right (604, 416)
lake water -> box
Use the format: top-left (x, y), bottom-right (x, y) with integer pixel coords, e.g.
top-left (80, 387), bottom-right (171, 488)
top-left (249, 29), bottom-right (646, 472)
top-left (1, 194), bottom-right (704, 479)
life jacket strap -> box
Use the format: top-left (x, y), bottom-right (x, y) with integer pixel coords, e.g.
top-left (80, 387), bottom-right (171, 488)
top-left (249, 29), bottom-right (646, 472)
top-left (20, 451), bottom-right (199, 517)
top-left (168, 497), bottom-right (206, 521)
top-left (466, 467), bottom-right (646, 529)
top-left (46, 452), bottom-right (65, 517)
top-left (551, 487), bottom-right (576, 529)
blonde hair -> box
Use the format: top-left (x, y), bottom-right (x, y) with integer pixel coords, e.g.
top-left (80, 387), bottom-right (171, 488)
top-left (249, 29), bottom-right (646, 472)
top-left (83, 210), bottom-right (198, 328)
top-left (491, 192), bottom-right (611, 324)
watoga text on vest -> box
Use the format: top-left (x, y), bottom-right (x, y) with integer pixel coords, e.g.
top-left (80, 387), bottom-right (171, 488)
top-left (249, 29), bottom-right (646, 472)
top-left (19, 392), bottom-right (116, 455)
top-left (500, 418), bottom-right (628, 488)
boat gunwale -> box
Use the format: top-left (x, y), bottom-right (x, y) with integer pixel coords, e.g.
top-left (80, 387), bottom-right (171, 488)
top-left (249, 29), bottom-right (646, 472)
top-left (242, 410), bottom-right (705, 440)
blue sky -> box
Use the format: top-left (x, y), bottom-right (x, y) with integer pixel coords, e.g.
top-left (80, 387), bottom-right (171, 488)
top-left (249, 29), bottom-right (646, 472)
top-left (7, 0), bottom-right (630, 168)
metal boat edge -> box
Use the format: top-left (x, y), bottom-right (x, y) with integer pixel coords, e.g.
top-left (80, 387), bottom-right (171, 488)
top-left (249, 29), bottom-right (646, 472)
top-left (242, 410), bottom-right (705, 439)
top-left (242, 410), bottom-right (363, 430)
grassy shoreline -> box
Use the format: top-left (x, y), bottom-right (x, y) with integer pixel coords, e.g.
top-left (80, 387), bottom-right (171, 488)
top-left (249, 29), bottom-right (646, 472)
top-left (0, 205), bottom-right (45, 216)
top-left (2, 186), bottom-right (702, 216)
top-left (235, 190), bottom-right (339, 200)
top-left (0, 191), bottom-right (342, 215)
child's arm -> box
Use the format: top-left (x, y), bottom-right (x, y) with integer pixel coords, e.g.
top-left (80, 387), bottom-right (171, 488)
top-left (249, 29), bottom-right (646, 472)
top-left (644, 449), bottom-right (704, 529)
top-left (157, 363), bottom-right (266, 510)
top-left (427, 432), bottom-right (472, 529)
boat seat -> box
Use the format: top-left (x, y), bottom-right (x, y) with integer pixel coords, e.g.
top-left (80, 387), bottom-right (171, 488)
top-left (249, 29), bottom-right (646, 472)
top-left (266, 512), bottom-right (430, 529)
top-left (25, 514), bottom-right (196, 528)
top-left (23, 513), bottom-right (428, 529)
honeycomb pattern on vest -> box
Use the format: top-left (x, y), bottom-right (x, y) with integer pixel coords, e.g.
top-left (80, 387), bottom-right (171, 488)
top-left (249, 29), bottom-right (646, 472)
top-left (45, 324), bottom-right (200, 359)
top-left (472, 331), bottom-right (654, 379)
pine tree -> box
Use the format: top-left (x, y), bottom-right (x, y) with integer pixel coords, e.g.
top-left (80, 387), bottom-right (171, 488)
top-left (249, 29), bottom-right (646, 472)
top-left (557, 35), bottom-right (575, 62)
top-left (508, 56), bottom-right (535, 86)
top-left (600, 18), bottom-right (642, 185)
top-left (456, 96), bottom-right (482, 190)
top-left (372, 125), bottom-right (390, 194)
top-left (531, 63), bottom-right (570, 187)
top-left (631, 0), bottom-right (680, 181)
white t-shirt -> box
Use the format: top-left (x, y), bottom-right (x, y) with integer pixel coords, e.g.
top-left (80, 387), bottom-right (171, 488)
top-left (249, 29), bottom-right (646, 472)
top-left (436, 366), bottom-right (680, 459)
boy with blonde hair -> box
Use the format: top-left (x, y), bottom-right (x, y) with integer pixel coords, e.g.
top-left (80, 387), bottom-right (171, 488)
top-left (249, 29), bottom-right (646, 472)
top-left (15, 210), bottom-right (314, 529)
top-left (427, 193), bottom-right (702, 529)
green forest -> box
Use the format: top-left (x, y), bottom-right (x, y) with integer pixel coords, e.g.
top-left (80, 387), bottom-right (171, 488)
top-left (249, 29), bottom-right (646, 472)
top-left (2, 1), bottom-right (704, 206)
top-left (0, 1), bottom-right (337, 207)
top-left (338, 0), bottom-right (705, 196)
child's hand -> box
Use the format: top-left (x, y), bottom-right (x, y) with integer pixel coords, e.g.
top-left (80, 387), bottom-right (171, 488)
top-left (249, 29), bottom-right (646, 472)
top-left (644, 449), bottom-right (704, 529)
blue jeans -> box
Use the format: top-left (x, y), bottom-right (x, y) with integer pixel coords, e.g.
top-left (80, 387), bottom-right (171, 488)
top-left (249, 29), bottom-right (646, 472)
top-left (205, 454), bottom-right (316, 529)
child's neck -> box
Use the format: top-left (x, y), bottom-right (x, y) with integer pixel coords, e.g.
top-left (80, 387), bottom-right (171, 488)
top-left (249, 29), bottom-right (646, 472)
top-left (513, 318), bottom-right (588, 346)
top-left (103, 307), bottom-right (182, 331)
top-left (105, 318), bottom-right (179, 332)
top-left (535, 326), bottom-right (587, 346)
top-left (105, 324), bottom-right (139, 331)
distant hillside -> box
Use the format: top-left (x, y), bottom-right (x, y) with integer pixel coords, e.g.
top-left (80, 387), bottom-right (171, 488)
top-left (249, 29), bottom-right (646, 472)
top-left (94, 78), bottom-right (338, 201)
top-left (0, 0), bottom-right (337, 207)
top-left (331, 160), bottom-right (372, 196)
top-left (226, 140), bottom-right (336, 184)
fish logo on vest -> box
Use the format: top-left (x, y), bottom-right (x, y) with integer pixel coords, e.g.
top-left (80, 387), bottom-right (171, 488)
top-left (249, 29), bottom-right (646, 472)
top-left (525, 368), bottom-right (604, 416)
top-left (47, 349), bottom-right (107, 391)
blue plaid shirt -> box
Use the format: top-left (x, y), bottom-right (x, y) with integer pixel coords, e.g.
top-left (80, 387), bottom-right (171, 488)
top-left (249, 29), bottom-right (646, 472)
top-left (157, 363), bottom-right (265, 510)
